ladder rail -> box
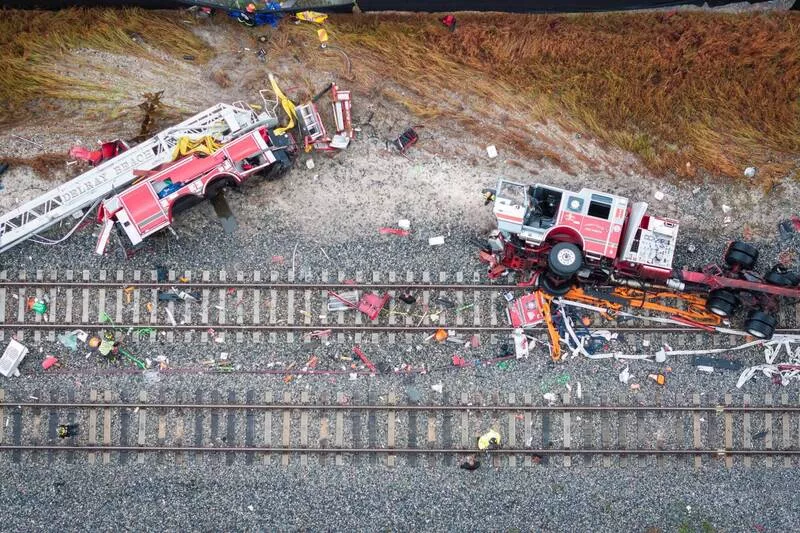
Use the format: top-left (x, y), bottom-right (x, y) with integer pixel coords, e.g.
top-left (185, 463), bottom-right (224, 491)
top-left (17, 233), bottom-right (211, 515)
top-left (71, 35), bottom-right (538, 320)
top-left (0, 103), bottom-right (259, 254)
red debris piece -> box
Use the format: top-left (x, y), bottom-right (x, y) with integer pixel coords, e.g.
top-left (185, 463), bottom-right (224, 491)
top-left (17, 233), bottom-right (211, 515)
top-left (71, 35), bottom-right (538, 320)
top-left (271, 256), bottom-right (285, 264)
top-left (441, 14), bottom-right (456, 31)
top-left (42, 356), bottom-right (59, 370)
top-left (69, 140), bottom-right (127, 166)
top-left (452, 355), bottom-right (466, 367)
top-left (352, 345), bottom-right (377, 373)
top-left (379, 228), bottom-right (410, 237)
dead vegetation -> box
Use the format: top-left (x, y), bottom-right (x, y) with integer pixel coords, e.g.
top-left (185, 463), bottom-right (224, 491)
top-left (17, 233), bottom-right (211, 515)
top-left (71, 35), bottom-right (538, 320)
top-left (0, 154), bottom-right (72, 177)
top-left (0, 8), bottom-right (211, 119)
top-left (280, 11), bottom-right (799, 184)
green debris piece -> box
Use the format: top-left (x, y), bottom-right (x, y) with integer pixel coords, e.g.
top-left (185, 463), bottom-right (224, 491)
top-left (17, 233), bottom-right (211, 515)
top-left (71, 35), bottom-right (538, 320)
top-left (497, 360), bottom-right (516, 371)
top-left (455, 303), bottom-right (474, 314)
top-left (118, 347), bottom-right (146, 369)
top-left (557, 374), bottom-right (571, 385)
top-left (134, 327), bottom-right (155, 338)
top-left (32, 301), bottom-right (47, 315)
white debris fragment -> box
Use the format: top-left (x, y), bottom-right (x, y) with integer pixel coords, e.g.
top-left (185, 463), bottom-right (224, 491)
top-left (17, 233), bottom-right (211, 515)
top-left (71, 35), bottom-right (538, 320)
top-left (722, 204), bottom-right (732, 214)
top-left (164, 308), bottom-right (177, 327)
top-left (348, 373), bottom-right (358, 381)
top-left (619, 366), bottom-right (632, 384)
top-left (220, 352), bottom-right (229, 361)
top-left (576, 382), bottom-right (582, 399)
top-left (543, 392), bottom-right (557, 404)
top-left (697, 365), bottom-right (714, 373)
top-left (654, 190), bottom-right (664, 201)
top-left (744, 167), bottom-right (757, 178)
top-left (398, 219), bottom-right (411, 231)
top-left (486, 145), bottom-right (498, 158)
top-left (428, 236), bottom-right (445, 246)
top-left (305, 159), bottom-right (315, 170)
top-left (642, 339), bottom-right (650, 347)
top-left (431, 383), bottom-right (443, 393)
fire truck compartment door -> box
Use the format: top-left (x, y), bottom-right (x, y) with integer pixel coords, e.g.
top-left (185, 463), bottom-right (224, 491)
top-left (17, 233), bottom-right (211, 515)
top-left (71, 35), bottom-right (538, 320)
top-left (224, 133), bottom-right (264, 162)
top-left (118, 182), bottom-right (171, 244)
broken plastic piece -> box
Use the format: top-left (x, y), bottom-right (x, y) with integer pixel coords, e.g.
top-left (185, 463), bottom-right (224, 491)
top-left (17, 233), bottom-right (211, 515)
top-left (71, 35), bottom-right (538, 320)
top-left (57, 333), bottom-right (78, 351)
top-left (428, 236), bottom-right (445, 246)
top-left (434, 329), bottom-right (448, 343)
top-left (42, 356), bottom-right (59, 370)
top-left (648, 373), bottom-right (666, 385)
top-left (379, 227), bottom-right (410, 237)
top-left (486, 145), bottom-right (498, 158)
top-left (0, 339), bottom-right (28, 377)
top-left (619, 366), bottom-right (631, 384)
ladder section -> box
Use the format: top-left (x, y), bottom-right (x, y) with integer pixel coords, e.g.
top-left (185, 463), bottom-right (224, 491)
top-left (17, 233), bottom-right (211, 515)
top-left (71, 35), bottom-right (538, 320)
top-left (0, 103), bottom-right (260, 254)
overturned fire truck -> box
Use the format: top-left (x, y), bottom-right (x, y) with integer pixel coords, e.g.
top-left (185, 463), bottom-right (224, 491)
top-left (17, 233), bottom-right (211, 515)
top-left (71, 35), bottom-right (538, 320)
top-left (481, 179), bottom-right (800, 339)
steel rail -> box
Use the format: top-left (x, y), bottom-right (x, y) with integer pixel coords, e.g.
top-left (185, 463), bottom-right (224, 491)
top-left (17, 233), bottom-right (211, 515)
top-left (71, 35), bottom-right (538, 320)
top-left (3, 402), bottom-right (799, 412)
top-left (0, 444), bottom-right (796, 455)
top-left (1, 322), bottom-right (798, 335)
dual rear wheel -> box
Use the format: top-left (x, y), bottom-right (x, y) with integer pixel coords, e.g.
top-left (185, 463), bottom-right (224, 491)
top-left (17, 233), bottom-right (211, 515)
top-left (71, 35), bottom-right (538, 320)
top-left (705, 288), bottom-right (777, 339)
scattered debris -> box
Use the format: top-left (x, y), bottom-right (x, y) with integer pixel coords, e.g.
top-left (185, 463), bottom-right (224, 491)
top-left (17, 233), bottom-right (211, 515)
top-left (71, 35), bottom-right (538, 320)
top-left (42, 356), bottom-right (60, 370)
top-left (619, 366), bottom-right (632, 384)
top-left (0, 340), bottom-right (28, 377)
top-left (398, 219), bottom-right (411, 231)
top-left (305, 159), bottom-right (315, 170)
top-left (744, 166), bottom-right (757, 179)
top-left (379, 227), bottom-right (410, 237)
top-left (440, 14), bottom-right (456, 32)
top-left (296, 10), bottom-right (328, 24)
top-left (431, 383), bottom-right (443, 393)
top-left (486, 145), bottom-right (498, 159)
top-left (653, 190), bottom-right (664, 201)
top-left (778, 216), bottom-right (800, 241)
top-left (542, 392), bottom-right (557, 405)
top-left (392, 128), bottom-right (419, 154)
top-left (353, 345), bottom-right (377, 373)
top-left (428, 236), bottom-right (445, 246)
top-left (648, 373), bottom-right (666, 385)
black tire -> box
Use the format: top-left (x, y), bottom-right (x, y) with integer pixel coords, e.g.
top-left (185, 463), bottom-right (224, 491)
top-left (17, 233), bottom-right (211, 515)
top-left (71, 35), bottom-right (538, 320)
top-left (765, 266), bottom-right (800, 287)
top-left (744, 310), bottom-right (777, 339)
top-left (548, 242), bottom-right (583, 278)
top-left (539, 274), bottom-right (572, 296)
top-left (706, 289), bottom-right (740, 317)
top-left (724, 241), bottom-right (758, 270)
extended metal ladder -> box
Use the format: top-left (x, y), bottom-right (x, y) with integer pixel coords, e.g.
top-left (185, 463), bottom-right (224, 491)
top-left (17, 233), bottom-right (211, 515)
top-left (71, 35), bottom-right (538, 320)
top-left (0, 102), bottom-right (266, 254)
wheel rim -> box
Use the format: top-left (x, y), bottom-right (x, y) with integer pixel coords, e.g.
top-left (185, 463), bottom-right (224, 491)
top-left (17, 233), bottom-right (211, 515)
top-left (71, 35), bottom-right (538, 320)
top-left (709, 306), bottom-right (728, 317)
top-left (748, 328), bottom-right (766, 338)
top-left (557, 248), bottom-right (577, 266)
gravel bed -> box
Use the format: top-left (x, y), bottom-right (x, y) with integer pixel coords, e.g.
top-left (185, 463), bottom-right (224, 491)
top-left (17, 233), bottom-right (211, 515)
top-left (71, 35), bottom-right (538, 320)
top-left (1, 462), bottom-right (799, 531)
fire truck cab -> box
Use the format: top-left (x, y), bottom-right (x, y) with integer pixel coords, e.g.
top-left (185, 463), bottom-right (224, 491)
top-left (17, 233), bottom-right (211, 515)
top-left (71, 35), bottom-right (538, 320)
top-left (95, 127), bottom-right (294, 254)
top-left (486, 179), bottom-right (681, 292)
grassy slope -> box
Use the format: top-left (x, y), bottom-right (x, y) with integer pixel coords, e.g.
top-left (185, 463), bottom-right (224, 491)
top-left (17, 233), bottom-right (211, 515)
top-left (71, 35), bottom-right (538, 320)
top-left (1, 9), bottom-right (798, 185)
top-left (309, 12), bottom-right (800, 184)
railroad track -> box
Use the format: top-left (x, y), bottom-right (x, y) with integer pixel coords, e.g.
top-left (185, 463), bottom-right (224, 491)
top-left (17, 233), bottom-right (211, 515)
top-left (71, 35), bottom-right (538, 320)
top-left (0, 389), bottom-right (798, 468)
top-left (2, 269), bottom-right (799, 346)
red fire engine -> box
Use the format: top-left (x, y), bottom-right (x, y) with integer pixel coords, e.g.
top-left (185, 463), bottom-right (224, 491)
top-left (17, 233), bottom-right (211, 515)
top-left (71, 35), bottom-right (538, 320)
top-left (95, 126), bottom-right (295, 254)
top-left (482, 179), bottom-right (800, 339)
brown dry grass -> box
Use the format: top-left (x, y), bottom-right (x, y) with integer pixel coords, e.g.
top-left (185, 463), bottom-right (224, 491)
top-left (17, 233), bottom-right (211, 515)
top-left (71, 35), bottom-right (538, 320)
top-left (0, 8), bottom-right (211, 119)
top-left (281, 11), bottom-right (800, 183)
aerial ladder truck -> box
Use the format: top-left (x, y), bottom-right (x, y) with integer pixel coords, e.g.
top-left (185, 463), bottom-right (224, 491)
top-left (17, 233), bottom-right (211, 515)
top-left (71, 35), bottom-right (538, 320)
top-left (0, 98), bottom-right (279, 254)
